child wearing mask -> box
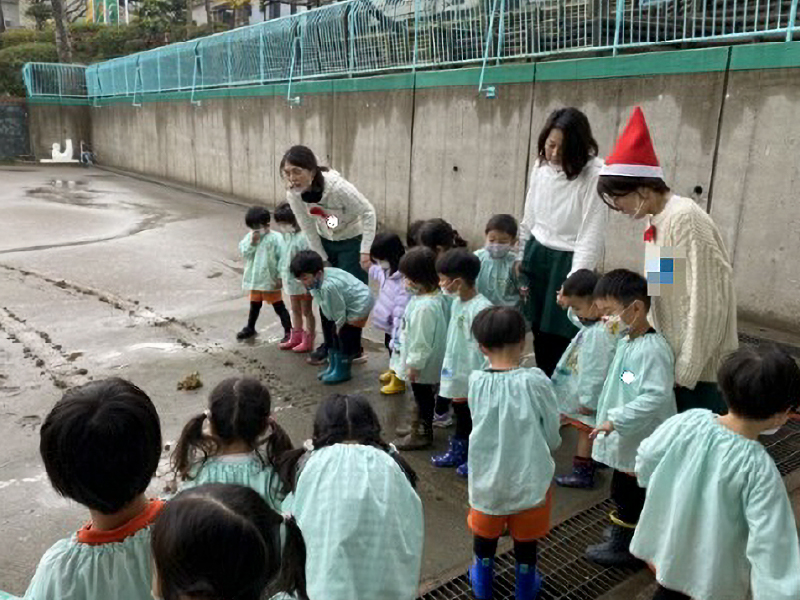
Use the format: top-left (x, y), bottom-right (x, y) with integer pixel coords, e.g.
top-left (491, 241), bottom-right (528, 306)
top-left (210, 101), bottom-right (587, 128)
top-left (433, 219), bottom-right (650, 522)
top-left (475, 214), bottom-right (521, 309)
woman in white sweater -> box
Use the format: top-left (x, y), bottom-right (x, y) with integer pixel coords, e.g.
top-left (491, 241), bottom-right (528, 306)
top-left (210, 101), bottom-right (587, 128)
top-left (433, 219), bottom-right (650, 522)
top-left (282, 146), bottom-right (377, 365)
top-left (518, 108), bottom-right (608, 376)
top-left (597, 107), bottom-right (737, 413)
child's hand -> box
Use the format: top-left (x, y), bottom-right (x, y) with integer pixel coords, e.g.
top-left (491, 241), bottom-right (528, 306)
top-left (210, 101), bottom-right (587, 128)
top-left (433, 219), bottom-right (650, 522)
top-left (577, 405), bottom-right (595, 416)
top-left (556, 286), bottom-right (567, 308)
top-left (590, 421), bottom-right (614, 439)
top-left (360, 253), bottom-right (372, 271)
top-left (407, 368), bottom-right (419, 383)
top-left (518, 285), bottom-right (529, 299)
top-left (251, 231), bottom-right (261, 245)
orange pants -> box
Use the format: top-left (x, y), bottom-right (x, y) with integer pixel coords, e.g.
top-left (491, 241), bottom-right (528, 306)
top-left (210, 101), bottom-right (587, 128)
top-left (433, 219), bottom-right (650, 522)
top-left (468, 489), bottom-right (552, 541)
top-left (249, 290), bottom-right (283, 304)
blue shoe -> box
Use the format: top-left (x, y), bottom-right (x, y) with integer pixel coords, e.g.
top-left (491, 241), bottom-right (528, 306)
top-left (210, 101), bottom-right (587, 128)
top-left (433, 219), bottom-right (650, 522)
top-left (469, 556), bottom-right (494, 600)
top-left (322, 355), bottom-right (352, 385)
top-left (456, 461), bottom-right (468, 478)
top-left (515, 563), bottom-right (542, 600)
top-left (431, 437), bottom-right (468, 468)
top-left (318, 350), bottom-right (338, 380)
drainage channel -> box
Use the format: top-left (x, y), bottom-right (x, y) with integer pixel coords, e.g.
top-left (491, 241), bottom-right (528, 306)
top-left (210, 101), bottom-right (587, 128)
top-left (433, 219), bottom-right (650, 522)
top-left (418, 418), bottom-right (800, 600)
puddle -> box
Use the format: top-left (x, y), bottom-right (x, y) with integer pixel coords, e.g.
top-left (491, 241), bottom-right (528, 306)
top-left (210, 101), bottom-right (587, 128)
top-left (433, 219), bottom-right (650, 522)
top-left (127, 342), bottom-right (184, 353)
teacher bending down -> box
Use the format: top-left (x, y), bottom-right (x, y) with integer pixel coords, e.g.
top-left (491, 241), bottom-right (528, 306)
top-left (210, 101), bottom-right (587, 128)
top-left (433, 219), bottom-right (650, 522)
top-left (282, 145), bottom-right (377, 366)
top-left (518, 108), bottom-right (609, 377)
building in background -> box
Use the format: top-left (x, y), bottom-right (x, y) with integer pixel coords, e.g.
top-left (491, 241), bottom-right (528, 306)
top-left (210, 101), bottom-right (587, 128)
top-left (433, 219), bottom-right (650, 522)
top-left (191, 0), bottom-right (342, 28)
top-left (2, 0), bottom-right (35, 28)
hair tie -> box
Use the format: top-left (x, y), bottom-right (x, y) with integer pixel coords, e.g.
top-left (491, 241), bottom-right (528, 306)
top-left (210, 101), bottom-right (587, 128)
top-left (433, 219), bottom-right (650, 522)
top-left (388, 443), bottom-right (400, 457)
top-left (303, 439), bottom-right (315, 452)
top-left (203, 409), bottom-right (211, 419)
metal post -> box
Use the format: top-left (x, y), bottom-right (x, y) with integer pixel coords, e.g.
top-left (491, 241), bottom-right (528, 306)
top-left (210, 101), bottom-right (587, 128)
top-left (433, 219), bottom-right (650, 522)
top-left (478, 0), bottom-right (501, 97)
top-left (348, 4), bottom-right (355, 75)
top-left (612, 0), bottom-right (624, 55)
top-left (287, 37), bottom-right (301, 104)
top-left (412, 0), bottom-right (419, 71)
top-left (191, 43), bottom-right (202, 106)
top-left (496, 0), bottom-right (506, 64)
top-left (259, 27), bottom-right (266, 83)
top-left (788, 0), bottom-right (798, 41)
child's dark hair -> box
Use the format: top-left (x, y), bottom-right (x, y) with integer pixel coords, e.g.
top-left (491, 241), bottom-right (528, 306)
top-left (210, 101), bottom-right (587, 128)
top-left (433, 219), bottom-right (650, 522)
top-left (245, 206), bottom-right (271, 229)
top-left (407, 220), bottom-right (425, 248)
top-left (485, 214), bottom-right (518, 239)
top-left (290, 250), bottom-right (324, 278)
top-left (152, 483), bottom-right (308, 600)
top-left (276, 395), bottom-right (417, 492)
top-left (39, 378), bottom-right (162, 514)
top-left (597, 175), bottom-right (672, 211)
top-left (273, 202), bottom-right (299, 231)
top-left (370, 232), bottom-right (406, 275)
top-left (562, 269), bottom-right (600, 299)
top-left (419, 218), bottom-right (468, 253)
top-left (472, 306), bottom-right (527, 349)
top-left (593, 268), bottom-right (651, 311)
top-left (280, 145), bottom-right (328, 191)
top-left (718, 345), bottom-right (800, 419)
top-left (436, 248), bottom-right (481, 287)
top-left (537, 107), bottom-right (599, 181)
top-left (172, 378), bottom-right (293, 494)
top-left (398, 247), bottom-right (440, 292)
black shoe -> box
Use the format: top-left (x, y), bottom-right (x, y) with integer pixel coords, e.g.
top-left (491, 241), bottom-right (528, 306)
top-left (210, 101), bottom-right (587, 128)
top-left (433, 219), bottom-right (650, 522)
top-left (236, 326), bottom-right (256, 340)
top-left (307, 343), bottom-right (328, 366)
top-left (280, 330), bottom-right (291, 344)
top-left (585, 524), bottom-right (641, 568)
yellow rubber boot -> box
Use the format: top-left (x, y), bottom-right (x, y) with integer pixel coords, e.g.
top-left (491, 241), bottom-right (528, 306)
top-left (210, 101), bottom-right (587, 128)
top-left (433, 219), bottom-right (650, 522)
top-left (381, 373), bottom-right (406, 395)
top-left (379, 369), bottom-right (394, 384)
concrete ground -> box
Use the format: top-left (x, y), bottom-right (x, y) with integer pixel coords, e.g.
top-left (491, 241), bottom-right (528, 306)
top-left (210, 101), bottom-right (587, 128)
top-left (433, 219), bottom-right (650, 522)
top-left (1, 165), bottom-right (798, 599)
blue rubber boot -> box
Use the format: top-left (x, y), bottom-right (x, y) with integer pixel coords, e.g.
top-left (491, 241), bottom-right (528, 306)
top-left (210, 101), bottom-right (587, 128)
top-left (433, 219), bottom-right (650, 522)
top-left (322, 354), bottom-right (352, 385)
top-left (456, 461), bottom-right (468, 478)
top-left (515, 563), bottom-right (542, 600)
top-left (469, 556), bottom-right (494, 600)
top-left (431, 437), bottom-right (468, 468)
top-left (318, 350), bottom-right (338, 380)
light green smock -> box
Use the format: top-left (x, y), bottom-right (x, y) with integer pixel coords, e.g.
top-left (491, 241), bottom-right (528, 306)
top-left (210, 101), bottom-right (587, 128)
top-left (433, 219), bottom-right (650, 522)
top-left (280, 231), bottom-right (311, 297)
top-left (310, 267), bottom-right (374, 329)
top-left (439, 294), bottom-right (494, 399)
top-left (240, 229), bottom-right (286, 292)
top-left (474, 248), bottom-right (520, 308)
top-left (390, 292), bottom-right (449, 385)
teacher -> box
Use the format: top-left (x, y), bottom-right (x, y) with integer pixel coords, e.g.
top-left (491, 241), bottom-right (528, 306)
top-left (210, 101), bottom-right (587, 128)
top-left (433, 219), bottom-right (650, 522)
top-left (518, 108), bottom-right (608, 377)
top-left (282, 145), bottom-right (377, 366)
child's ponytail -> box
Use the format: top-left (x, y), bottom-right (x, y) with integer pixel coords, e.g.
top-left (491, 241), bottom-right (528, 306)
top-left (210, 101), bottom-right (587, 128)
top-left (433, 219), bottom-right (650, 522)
top-left (276, 515), bottom-right (309, 600)
top-left (452, 228), bottom-right (468, 248)
top-left (172, 412), bottom-right (217, 481)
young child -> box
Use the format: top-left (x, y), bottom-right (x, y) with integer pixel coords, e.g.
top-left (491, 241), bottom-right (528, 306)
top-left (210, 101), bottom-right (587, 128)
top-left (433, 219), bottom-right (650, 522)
top-left (171, 377), bottom-right (294, 511)
top-left (151, 483), bottom-right (309, 600)
top-left (551, 269), bottom-right (617, 489)
top-left (418, 218), bottom-right (468, 256)
top-left (277, 395), bottom-right (423, 600)
top-left (431, 249), bottom-right (493, 476)
top-left (475, 214), bottom-right (521, 309)
top-left (407, 219), bottom-right (425, 248)
top-left (390, 247), bottom-right (450, 450)
top-left (369, 232), bottom-right (409, 396)
top-left (467, 307), bottom-right (561, 600)
top-left (585, 269), bottom-right (676, 567)
top-left (274, 202), bottom-right (315, 353)
top-left (21, 378), bottom-right (163, 600)
top-left (238, 206), bottom-right (293, 343)
top-left (631, 345), bottom-right (800, 600)
top-left (290, 250), bottom-right (374, 385)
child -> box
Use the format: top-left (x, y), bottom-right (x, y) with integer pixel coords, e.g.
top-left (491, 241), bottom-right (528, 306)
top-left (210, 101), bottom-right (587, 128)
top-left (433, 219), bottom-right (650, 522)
top-left (277, 395), bottom-right (423, 600)
top-left (369, 232), bottom-right (409, 396)
top-left (475, 214), bottom-right (521, 309)
top-left (467, 307), bottom-right (561, 600)
top-left (551, 269), bottom-right (616, 489)
top-left (390, 247), bottom-right (450, 450)
top-left (238, 206), bottom-right (293, 343)
top-left (290, 250), bottom-right (374, 385)
top-left (21, 378), bottom-right (163, 600)
top-left (585, 269), bottom-right (676, 567)
top-left (407, 219), bottom-right (425, 248)
top-left (431, 249), bottom-right (493, 476)
top-left (631, 345), bottom-right (800, 600)
top-left (171, 377), bottom-right (294, 511)
top-left (274, 202), bottom-right (315, 353)
top-left (418, 218), bottom-right (468, 256)
top-left (151, 483), bottom-right (309, 600)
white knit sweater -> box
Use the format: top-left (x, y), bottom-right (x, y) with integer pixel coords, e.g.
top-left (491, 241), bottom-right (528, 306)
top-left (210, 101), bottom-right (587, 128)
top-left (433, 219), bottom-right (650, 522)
top-left (647, 195), bottom-right (739, 388)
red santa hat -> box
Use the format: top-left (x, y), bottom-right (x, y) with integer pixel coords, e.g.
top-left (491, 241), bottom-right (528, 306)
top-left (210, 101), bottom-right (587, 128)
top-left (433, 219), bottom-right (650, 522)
top-left (600, 107), bottom-right (663, 179)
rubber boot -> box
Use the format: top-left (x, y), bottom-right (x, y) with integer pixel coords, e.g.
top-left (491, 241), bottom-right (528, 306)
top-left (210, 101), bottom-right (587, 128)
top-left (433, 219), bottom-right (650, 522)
top-left (555, 456), bottom-right (596, 489)
top-left (456, 461), bottom-right (468, 478)
top-left (379, 369), bottom-right (394, 384)
top-left (318, 350), bottom-right (338, 380)
top-left (381, 373), bottom-right (406, 395)
top-left (322, 354), bottom-right (352, 385)
top-left (395, 403), bottom-right (418, 437)
top-left (292, 331), bottom-right (314, 353)
top-left (585, 515), bottom-right (640, 568)
top-left (236, 326), bottom-right (256, 340)
top-left (515, 563), bottom-right (542, 600)
top-left (394, 420), bottom-right (433, 450)
top-left (307, 343), bottom-right (328, 366)
top-left (469, 556), bottom-right (494, 600)
top-left (279, 329), bottom-right (303, 350)
top-left (431, 437), bottom-right (468, 468)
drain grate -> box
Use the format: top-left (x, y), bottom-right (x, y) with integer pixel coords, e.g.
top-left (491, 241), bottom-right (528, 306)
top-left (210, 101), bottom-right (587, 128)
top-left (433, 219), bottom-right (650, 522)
top-left (763, 418), bottom-right (800, 476)
top-left (738, 332), bottom-right (800, 358)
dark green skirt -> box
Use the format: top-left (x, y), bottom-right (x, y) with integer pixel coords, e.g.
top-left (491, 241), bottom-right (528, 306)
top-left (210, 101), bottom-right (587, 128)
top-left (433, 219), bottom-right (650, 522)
top-left (321, 235), bottom-right (368, 284)
top-left (675, 382), bottom-right (727, 415)
top-left (519, 236), bottom-right (578, 340)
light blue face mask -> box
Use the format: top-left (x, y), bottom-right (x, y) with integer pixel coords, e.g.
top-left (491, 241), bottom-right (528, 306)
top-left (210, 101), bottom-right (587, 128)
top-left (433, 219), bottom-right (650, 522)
top-left (485, 243), bottom-right (512, 259)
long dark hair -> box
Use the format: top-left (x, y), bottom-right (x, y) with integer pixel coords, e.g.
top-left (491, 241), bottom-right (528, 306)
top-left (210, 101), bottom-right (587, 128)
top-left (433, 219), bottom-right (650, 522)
top-left (418, 218), bottom-right (468, 254)
top-left (280, 145), bottom-right (328, 191)
top-left (370, 232), bottom-right (406, 275)
top-left (152, 483), bottom-right (308, 600)
top-left (172, 378), bottom-right (293, 494)
top-left (537, 107), bottom-right (598, 180)
top-left (276, 394), bottom-right (417, 492)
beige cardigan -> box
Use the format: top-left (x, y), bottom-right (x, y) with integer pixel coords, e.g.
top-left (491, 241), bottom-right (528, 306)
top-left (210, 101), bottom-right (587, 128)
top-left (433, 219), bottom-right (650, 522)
top-left (646, 195), bottom-right (738, 388)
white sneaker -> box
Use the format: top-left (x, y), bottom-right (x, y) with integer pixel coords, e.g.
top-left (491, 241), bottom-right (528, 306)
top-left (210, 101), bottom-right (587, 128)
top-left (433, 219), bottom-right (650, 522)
top-left (432, 410), bottom-right (453, 428)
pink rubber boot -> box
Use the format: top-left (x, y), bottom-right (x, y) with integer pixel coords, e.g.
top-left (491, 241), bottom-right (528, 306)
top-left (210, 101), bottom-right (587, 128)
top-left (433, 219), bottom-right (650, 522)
top-left (292, 331), bottom-right (315, 353)
top-left (279, 329), bottom-right (303, 350)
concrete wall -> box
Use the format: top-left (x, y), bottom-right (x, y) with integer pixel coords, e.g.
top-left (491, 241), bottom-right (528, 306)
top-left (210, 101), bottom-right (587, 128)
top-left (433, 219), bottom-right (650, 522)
top-left (27, 103), bottom-right (91, 160)
top-left (0, 97), bottom-right (30, 159)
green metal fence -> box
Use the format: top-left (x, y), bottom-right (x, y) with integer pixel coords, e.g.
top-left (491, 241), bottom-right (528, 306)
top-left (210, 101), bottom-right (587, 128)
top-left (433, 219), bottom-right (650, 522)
top-left (23, 0), bottom-right (800, 102)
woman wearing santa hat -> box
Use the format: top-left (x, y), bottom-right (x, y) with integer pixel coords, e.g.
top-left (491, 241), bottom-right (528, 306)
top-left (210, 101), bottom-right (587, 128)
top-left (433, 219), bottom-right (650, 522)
top-left (282, 145), bottom-right (377, 366)
top-left (597, 107), bottom-right (738, 413)
top-left (518, 108), bottom-right (609, 377)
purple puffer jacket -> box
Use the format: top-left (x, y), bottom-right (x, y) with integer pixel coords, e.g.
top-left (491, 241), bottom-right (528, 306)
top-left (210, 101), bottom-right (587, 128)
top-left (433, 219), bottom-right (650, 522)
top-left (369, 264), bottom-right (409, 347)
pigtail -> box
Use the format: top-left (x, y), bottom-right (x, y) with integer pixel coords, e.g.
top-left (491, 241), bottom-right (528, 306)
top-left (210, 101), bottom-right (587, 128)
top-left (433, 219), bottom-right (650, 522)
top-left (171, 413), bottom-right (218, 481)
top-left (369, 437), bottom-right (418, 489)
top-left (259, 418), bottom-right (295, 497)
top-left (274, 447), bottom-right (307, 494)
top-left (276, 516), bottom-right (309, 600)
top-left (452, 228), bottom-right (468, 249)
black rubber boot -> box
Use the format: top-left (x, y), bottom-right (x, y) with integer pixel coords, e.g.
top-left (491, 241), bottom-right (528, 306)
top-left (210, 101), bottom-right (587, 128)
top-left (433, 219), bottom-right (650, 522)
top-left (555, 456), bottom-right (596, 489)
top-left (237, 301), bottom-right (262, 340)
top-left (273, 300), bottom-right (293, 343)
top-left (585, 522), bottom-right (641, 568)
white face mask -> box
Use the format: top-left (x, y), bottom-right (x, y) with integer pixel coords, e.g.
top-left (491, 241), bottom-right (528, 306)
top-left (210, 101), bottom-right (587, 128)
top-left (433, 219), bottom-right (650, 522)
top-left (485, 243), bottom-right (512, 259)
top-left (378, 260), bottom-right (391, 271)
top-left (760, 426), bottom-right (781, 436)
top-left (628, 199), bottom-right (645, 221)
top-left (277, 224), bottom-right (294, 234)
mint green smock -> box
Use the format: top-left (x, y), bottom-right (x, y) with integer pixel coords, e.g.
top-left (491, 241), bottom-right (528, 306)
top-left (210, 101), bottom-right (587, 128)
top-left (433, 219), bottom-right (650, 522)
top-left (551, 314), bottom-right (617, 428)
top-left (310, 267), bottom-right (374, 328)
top-left (468, 368), bottom-right (561, 514)
top-left (439, 294), bottom-right (494, 399)
top-left (474, 248), bottom-right (520, 308)
top-left (591, 331), bottom-right (676, 472)
top-left (279, 231), bottom-right (311, 297)
top-left (285, 444), bottom-right (424, 600)
top-left (240, 229), bottom-right (286, 292)
top-left (632, 409), bottom-right (800, 600)
top-left (179, 453), bottom-right (284, 512)
top-left (390, 292), bottom-right (449, 385)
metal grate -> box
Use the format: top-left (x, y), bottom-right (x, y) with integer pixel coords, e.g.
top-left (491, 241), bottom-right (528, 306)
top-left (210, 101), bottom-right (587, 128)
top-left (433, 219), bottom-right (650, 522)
top-left (763, 418), bottom-right (800, 476)
top-left (738, 332), bottom-right (800, 359)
